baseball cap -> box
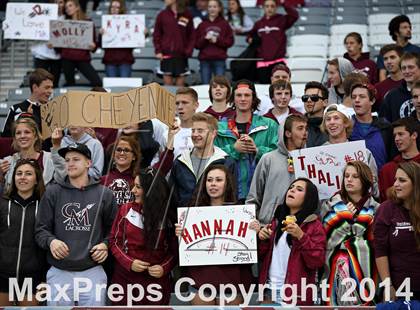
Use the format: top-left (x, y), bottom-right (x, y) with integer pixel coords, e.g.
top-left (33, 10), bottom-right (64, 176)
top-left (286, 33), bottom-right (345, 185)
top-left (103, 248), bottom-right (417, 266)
top-left (58, 143), bottom-right (92, 160)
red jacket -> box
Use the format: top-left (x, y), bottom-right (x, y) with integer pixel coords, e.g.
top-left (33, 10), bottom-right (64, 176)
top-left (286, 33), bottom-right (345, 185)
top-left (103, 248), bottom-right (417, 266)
top-left (109, 202), bottom-right (176, 275)
top-left (258, 214), bottom-right (326, 305)
top-left (153, 7), bottom-right (195, 58)
top-left (248, 5), bottom-right (298, 60)
top-left (344, 52), bottom-right (378, 84)
top-left (195, 16), bottom-right (234, 60)
top-left (263, 107), bottom-right (302, 124)
top-left (61, 20), bottom-right (97, 61)
top-left (379, 153), bottom-right (420, 202)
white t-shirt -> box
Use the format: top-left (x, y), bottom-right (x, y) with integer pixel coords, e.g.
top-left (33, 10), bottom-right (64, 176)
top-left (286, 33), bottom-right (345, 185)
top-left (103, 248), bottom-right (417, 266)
top-left (268, 231), bottom-right (291, 290)
top-left (173, 127), bottom-right (193, 160)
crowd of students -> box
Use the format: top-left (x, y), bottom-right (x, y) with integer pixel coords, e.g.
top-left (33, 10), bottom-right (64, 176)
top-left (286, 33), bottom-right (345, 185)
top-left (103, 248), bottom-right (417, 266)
top-left (0, 0), bottom-right (420, 307)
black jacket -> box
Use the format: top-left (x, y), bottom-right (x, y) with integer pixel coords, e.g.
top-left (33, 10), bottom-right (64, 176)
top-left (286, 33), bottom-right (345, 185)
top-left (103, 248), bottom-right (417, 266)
top-left (306, 116), bottom-right (328, 148)
top-left (2, 100), bottom-right (42, 137)
top-left (379, 80), bottom-right (413, 123)
top-left (0, 195), bottom-right (47, 280)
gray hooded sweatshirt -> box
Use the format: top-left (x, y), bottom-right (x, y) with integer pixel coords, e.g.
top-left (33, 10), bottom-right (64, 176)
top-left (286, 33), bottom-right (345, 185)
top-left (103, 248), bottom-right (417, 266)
top-left (328, 57), bottom-right (355, 105)
top-left (35, 176), bottom-right (117, 271)
top-left (246, 123), bottom-right (297, 224)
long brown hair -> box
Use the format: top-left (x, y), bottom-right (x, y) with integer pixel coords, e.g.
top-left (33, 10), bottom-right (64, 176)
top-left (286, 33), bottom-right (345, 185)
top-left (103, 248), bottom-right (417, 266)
top-left (189, 164), bottom-right (236, 207)
top-left (112, 135), bottom-right (141, 177)
top-left (64, 0), bottom-right (87, 20)
top-left (339, 161), bottom-right (373, 203)
top-left (12, 118), bottom-right (43, 152)
top-left (391, 161), bottom-right (420, 249)
top-left (6, 159), bottom-right (45, 200)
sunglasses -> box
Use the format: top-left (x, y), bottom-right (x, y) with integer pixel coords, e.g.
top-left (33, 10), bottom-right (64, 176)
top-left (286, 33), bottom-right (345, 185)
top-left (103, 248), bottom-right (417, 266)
top-left (115, 147), bottom-right (133, 154)
top-left (301, 94), bottom-right (325, 103)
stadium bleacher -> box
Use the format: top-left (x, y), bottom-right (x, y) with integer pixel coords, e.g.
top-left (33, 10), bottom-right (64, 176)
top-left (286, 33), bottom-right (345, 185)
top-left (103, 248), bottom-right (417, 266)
top-left (1, 0), bottom-right (416, 126)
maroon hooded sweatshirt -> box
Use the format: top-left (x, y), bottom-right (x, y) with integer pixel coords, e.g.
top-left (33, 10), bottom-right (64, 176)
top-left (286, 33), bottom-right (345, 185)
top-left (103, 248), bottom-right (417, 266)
top-left (247, 4), bottom-right (298, 61)
top-left (344, 52), bottom-right (378, 84)
top-left (195, 16), bottom-right (234, 60)
top-left (378, 153), bottom-right (420, 202)
top-left (153, 7), bottom-right (195, 58)
top-left (258, 214), bottom-right (326, 305)
top-left (61, 20), bottom-right (97, 61)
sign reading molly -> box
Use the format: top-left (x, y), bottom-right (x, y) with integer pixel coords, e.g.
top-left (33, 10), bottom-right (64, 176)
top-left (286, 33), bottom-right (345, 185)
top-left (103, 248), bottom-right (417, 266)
top-left (101, 14), bottom-right (145, 48)
top-left (49, 20), bottom-right (94, 49)
top-left (3, 3), bottom-right (58, 40)
top-left (290, 141), bottom-right (368, 200)
top-left (177, 205), bottom-right (257, 266)
top-left (40, 83), bottom-right (175, 139)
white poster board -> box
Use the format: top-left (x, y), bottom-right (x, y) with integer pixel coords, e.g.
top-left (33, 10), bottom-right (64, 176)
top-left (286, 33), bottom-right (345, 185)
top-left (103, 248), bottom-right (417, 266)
top-left (3, 3), bottom-right (58, 40)
top-left (49, 20), bottom-right (94, 50)
top-left (290, 141), bottom-right (368, 200)
top-left (101, 14), bottom-right (145, 48)
top-left (177, 205), bottom-right (257, 267)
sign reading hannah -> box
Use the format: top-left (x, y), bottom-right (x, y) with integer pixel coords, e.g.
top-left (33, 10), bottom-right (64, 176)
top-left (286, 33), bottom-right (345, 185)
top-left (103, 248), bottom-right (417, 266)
top-left (177, 205), bottom-right (257, 266)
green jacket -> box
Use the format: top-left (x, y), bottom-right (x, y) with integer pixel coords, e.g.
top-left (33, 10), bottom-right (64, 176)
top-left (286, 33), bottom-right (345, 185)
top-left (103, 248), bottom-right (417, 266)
top-left (215, 115), bottom-right (278, 200)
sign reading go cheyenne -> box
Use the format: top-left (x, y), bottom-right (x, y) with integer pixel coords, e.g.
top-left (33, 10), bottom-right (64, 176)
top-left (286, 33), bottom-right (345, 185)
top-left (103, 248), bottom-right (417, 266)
top-left (290, 141), bottom-right (368, 200)
top-left (177, 205), bottom-right (257, 266)
top-left (49, 20), bottom-right (94, 49)
top-left (41, 83), bottom-right (175, 139)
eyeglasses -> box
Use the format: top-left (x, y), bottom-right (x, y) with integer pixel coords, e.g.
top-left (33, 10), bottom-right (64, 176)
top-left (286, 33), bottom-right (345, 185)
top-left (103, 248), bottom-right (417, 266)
top-left (115, 147), bottom-right (133, 154)
top-left (301, 94), bottom-right (325, 103)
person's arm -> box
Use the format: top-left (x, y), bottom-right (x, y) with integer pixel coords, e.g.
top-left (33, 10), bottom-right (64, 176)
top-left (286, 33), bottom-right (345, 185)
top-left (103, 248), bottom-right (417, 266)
top-left (242, 14), bottom-right (254, 33)
top-left (108, 205), bottom-right (135, 272)
top-left (35, 187), bottom-right (58, 250)
top-left (255, 121), bottom-right (279, 161)
top-left (282, 2), bottom-right (299, 30)
top-left (246, 155), bottom-right (268, 218)
top-left (378, 69), bottom-right (387, 83)
top-left (89, 141), bottom-right (104, 179)
top-left (153, 13), bottom-right (163, 56)
top-left (215, 23), bottom-right (234, 48)
top-left (194, 24), bottom-right (208, 50)
top-left (186, 14), bottom-right (196, 57)
top-left (1, 106), bottom-right (16, 137)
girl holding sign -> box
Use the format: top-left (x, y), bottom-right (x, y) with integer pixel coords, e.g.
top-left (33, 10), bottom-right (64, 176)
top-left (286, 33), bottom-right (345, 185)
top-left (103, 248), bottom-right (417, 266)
top-left (374, 161), bottom-right (420, 302)
top-left (61, 0), bottom-right (102, 86)
top-left (321, 161), bottom-right (379, 306)
top-left (258, 178), bottom-right (326, 305)
top-left (194, 0), bottom-right (234, 84)
top-left (175, 164), bottom-right (254, 305)
top-left (109, 167), bottom-right (176, 305)
top-left (100, 0), bottom-right (134, 77)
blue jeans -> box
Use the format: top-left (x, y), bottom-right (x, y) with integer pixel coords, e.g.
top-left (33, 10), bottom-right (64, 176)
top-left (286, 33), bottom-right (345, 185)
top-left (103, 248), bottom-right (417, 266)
top-left (105, 64), bottom-right (132, 77)
top-left (200, 60), bottom-right (226, 84)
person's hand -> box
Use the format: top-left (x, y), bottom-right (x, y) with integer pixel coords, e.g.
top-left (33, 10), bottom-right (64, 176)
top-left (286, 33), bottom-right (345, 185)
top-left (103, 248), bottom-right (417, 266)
top-left (0, 159), bottom-right (11, 174)
top-left (258, 224), bottom-right (272, 240)
top-left (384, 285), bottom-right (397, 302)
top-left (175, 223), bottom-right (183, 237)
top-left (285, 222), bottom-right (304, 240)
top-left (131, 259), bottom-right (150, 272)
top-left (47, 43), bottom-right (54, 49)
top-left (249, 219), bottom-right (261, 232)
top-left (89, 42), bottom-right (96, 51)
top-left (50, 239), bottom-right (70, 260)
top-left (90, 242), bottom-right (108, 263)
top-left (99, 28), bottom-right (105, 35)
top-left (85, 127), bottom-right (97, 139)
top-left (247, 37), bottom-right (253, 44)
top-left (241, 135), bottom-right (257, 153)
top-left (346, 202), bottom-right (357, 215)
top-left (209, 36), bottom-right (217, 43)
top-left (167, 119), bottom-right (181, 150)
top-left (148, 265), bottom-right (164, 278)
top-left (205, 32), bottom-right (213, 40)
top-left (51, 127), bottom-right (64, 149)
top-left (156, 53), bottom-right (163, 60)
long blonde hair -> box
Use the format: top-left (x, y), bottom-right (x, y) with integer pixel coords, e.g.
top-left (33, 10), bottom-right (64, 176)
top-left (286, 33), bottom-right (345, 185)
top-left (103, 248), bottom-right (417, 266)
top-left (12, 118), bottom-right (43, 152)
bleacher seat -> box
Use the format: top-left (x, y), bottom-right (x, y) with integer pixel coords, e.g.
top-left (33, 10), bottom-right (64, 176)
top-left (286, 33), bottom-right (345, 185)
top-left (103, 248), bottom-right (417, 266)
top-left (292, 25), bottom-right (330, 35)
top-left (289, 34), bottom-right (329, 47)
top-left (330, 24), bottom-right (368, 35)
top-left (333, 15), bottom-right (367, 24)
top-left (287, 45), bottom-right (328, 58)
top-left (369, 34), bottom-right (394, 46)
top-left (7, 88), bottom-right (30, 102)
top-left (368, 13), bottom-right (399, 25)
top-left (91, 59), bottom-right (105, 72)
top-left (304, 0), bottom-right (333, 7)
top-left (335, 0), bottom-right (366, 7)
top-left (369, 6), bottom-right (402, 15)
top-left (290, 70), bottom-right (324, 83)
top-left (296, 14), bottom-right (329, 26)
top-left (334, 7), bottom-right (367, 16)
top-left (234, 35), bottom-right (248, 47)
top-left (288, 58), bottom-right (326, 72)
top-left (132, 58), bottom-right (159, 72)
top-left (368, 0), bottom-right (400, 6)
top-left (405, 5), bottom-right (420, 14)
top-left (300, 7), bottom-right (331, 16)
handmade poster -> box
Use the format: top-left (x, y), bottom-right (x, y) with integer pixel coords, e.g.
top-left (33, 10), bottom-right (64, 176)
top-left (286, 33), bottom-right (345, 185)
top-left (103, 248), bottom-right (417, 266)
top-left (40, 83), bottom-right (175, 139)
top-left (101, 14), bottom-right (145, 48)
top-left (290, 141), bottom-right (368, 199)
top-left (177, 205), bottom-right (257, 266)
top-left (49, 20), bottom-right (94, 50)
top-left (3, 3), bottom-right (58, 40)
